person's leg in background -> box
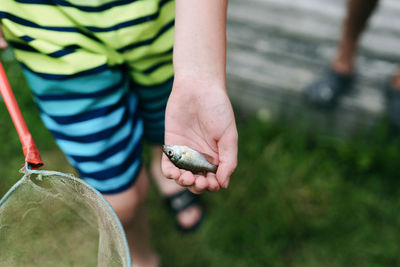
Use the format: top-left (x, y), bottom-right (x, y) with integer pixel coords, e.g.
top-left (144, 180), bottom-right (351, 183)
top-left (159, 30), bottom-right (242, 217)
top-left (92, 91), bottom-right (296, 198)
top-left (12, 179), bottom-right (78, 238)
top-left (332, 0), bottom-right (380, 74)
top-left (303, 0), bottom-right (400, 130)
top-left (304, 0), bottom-right (380, 108)
top-left (393, 68), bottom-right (400, 88)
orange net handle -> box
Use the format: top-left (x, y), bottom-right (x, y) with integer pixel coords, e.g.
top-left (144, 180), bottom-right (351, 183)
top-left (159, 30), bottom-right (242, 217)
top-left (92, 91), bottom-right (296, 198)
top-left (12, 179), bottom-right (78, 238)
top-left (0, 61), bottom-right (43, 168)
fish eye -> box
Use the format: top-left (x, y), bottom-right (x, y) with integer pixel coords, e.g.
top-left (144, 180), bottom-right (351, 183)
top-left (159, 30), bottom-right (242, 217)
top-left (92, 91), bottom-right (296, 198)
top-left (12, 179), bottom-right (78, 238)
top-left (167, 150), bottom-right (173, 157)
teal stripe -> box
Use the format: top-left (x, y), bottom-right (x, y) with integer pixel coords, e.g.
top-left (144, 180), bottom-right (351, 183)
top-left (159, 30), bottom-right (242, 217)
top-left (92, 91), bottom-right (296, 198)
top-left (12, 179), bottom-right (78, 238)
top-left (35, 89), bottom-right (126, 116)
top-left (40, 105), bottom-right (127, 135)
top-left (56, 118), bottom-right (142, 156)
top-left (23, 68), bottom-right (124, 95)
top-left (70, 121), bottom-right (142, 172)
top-left (84, 159), bottom-right (141, 192)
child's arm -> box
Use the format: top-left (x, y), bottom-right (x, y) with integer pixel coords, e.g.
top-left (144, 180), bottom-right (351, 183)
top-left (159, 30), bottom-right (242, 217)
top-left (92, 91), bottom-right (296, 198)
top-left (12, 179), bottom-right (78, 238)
top-left (162, 0), bottom-right (238, 193)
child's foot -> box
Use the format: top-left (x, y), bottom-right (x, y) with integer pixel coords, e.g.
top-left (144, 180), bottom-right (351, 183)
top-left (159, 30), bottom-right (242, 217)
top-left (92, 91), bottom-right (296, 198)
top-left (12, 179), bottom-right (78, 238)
top-left (150, 147), bottom-right (205, 232)
top-left (303, 66), bottom-right (355, 109)
top-left (164, 189), bottom-right (205, 232)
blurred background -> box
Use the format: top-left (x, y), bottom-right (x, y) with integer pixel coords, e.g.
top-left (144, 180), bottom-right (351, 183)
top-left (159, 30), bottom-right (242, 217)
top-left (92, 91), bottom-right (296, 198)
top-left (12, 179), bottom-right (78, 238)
top-left (1, 0), bottom-right (400, 266)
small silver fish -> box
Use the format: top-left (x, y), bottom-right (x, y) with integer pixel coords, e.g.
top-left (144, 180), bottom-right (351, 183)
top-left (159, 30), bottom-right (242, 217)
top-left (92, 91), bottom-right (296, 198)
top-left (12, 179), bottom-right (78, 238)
top-left (162, 145), bottom-right (218, 174)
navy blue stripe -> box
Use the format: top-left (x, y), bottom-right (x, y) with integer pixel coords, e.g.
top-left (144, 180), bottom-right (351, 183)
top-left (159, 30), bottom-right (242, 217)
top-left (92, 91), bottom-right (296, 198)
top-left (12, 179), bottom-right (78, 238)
top-left (34, 76), bottom-right (125, 101)
top-left (48, 48), bottom-right (75, 58)
top-left (19, 35), bottom-right (35, 42)
top-left (0, 11), bottom-right (81, 32)
top-left (15, 0), bottom-right (55, 5)
top-left (77, 140), bottom-right (141, 180)
top-left (40, 94), bottom-right (126, 124)
top-left (2, 10), bottom-right (98, 43)
top-left (15, 0), bottom-right (170, 13)
top-left (117, 19), bottom-right (174, 53)
top-left (50, 104), bottom-right (134, 143)
top-left (70, 134), bottom-right (131, 162)
top-left (142, 60), bottom-right (172, 75)
top-left (47, 50), bottom-right (73, 58)
top-left (69, 117), bottom-right (140, 162)
top-left (87, 13), bottom-right (159, 33)
top-left (15, 0), bottom-right (138, 12)
top-left (21, 62), bottom-right (109, 80)
top-left (9, 40), bottom-right (79, 58)
top-left (8, 41), bottom-right (37, 53)
top-left (0, 0), bottom-right (171, 33)
top-left (93, 163), bottom-right (142, 194)
top-left (139, 47), bottom-right (173, 60)
top-left (64, 44), bottom-right (81, 50)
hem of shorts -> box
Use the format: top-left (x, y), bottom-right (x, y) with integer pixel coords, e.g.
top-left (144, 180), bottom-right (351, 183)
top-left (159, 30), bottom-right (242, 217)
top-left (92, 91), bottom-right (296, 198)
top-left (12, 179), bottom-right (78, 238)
top-left (94, 163), bottom-right (142, 194)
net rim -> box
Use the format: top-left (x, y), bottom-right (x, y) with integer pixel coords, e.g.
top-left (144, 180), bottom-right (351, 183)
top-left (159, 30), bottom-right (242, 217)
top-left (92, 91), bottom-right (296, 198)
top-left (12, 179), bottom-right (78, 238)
top-left (0, 167), bottom-right (132, 267)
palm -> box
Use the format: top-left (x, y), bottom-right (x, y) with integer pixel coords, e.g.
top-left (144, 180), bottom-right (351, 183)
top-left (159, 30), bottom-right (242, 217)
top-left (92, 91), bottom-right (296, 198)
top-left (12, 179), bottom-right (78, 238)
top-left (162, 83), bottom-right (237, 193)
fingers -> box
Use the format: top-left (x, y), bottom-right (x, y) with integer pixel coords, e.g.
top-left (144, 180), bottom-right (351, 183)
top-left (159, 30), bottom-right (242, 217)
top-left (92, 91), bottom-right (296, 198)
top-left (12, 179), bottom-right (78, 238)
top-left (216, 125), bottom-right (238, 188)
top-left (172, 170), bottom-right (220, 193)
top-left (205, 173), bottom-right (220, 192)
top-left (189, 176), bottom-right (208, 194)
top-left (176, 171), bottom-right (195, 186)
top-left (163, 153), bottom-right (224, 193)
top-left (161, 154), bottom-right (180, 179)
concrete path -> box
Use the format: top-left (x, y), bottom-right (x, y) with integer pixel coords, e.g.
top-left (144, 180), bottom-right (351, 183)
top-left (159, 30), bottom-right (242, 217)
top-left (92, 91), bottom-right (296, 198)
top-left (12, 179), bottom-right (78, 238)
top-left (226, 0), bottom-right (400, 133)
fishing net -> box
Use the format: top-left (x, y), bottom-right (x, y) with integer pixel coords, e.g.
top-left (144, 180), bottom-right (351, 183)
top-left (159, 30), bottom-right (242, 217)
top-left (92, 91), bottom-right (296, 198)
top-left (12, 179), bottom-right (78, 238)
top-left (0, 60), bottom-right (131, 266)
top-left (0, 168), bottom-right (131, 267)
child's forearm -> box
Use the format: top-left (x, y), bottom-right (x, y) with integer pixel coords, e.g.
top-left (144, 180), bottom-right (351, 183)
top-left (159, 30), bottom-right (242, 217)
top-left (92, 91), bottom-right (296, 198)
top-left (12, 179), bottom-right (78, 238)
top-left (173, 0), bottom-right (228, 87)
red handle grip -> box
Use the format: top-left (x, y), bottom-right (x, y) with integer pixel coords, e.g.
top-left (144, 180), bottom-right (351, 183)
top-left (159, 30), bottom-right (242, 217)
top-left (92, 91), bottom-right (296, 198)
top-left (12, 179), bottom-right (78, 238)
top-left (0, 61), bottom-right (43, 168)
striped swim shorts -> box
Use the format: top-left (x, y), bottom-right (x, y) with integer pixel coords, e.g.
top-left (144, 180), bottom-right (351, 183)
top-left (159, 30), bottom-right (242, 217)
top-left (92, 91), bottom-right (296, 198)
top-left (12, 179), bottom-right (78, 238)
top-left (0, 0), bottom-right (175, 193)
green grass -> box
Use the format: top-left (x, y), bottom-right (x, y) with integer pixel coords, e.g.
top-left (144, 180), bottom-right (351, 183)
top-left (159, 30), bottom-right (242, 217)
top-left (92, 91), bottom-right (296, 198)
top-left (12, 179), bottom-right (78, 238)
top-left (1, 50), bottom-right (400, 266)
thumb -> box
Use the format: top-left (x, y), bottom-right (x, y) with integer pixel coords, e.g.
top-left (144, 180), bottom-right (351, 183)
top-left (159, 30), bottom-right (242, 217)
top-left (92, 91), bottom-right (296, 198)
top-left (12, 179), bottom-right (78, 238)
top-left (216, 125), bottom-right (238, 188)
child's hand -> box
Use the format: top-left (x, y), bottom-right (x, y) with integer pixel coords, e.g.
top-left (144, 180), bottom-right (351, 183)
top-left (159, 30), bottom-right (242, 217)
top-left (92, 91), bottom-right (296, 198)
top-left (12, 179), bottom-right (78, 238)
top-left (162, 78), bottom-right (238, 194)
top-left (167, 0), bottom-right (232, 194)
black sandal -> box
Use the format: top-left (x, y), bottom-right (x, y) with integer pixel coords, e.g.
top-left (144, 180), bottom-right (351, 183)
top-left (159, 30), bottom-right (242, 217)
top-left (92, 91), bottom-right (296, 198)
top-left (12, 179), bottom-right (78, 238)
top-left (303, 68), bottom-right (355, 109)
top-left (165, 189), bottom-right (205, 233)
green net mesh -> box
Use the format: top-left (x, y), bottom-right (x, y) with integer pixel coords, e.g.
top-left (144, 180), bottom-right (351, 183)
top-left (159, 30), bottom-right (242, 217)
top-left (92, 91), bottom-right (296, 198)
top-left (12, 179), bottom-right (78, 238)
top-left (0, 169), bottom-right (130, 267)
